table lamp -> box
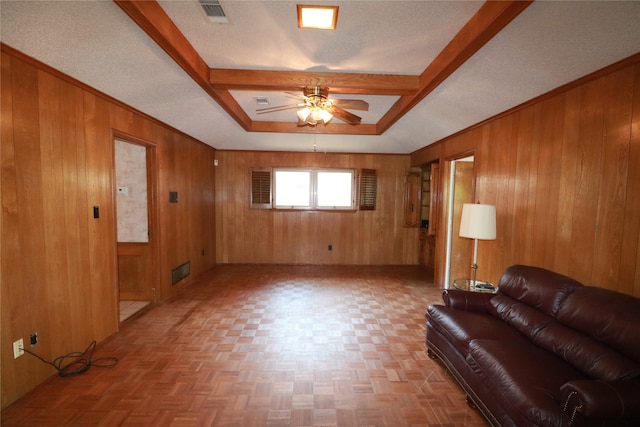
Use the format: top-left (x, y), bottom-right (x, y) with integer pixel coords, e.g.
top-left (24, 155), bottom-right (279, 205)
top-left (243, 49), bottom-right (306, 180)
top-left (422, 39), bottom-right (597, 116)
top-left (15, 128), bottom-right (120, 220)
top-left (459, 203), bottom-right (496, 286)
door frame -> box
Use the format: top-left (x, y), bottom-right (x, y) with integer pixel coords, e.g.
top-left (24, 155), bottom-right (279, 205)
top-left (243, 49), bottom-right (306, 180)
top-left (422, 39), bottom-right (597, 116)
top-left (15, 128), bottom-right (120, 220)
top-left (112, 130), bottom-right (159, 320)
top-left (442, 150), bottom-right (476, 288)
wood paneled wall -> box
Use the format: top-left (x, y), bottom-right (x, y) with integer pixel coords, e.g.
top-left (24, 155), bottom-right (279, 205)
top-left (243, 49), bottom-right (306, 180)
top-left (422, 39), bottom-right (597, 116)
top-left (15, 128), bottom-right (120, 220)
top-left (1, 46), bottom-right (216, 408)
top-left (215, 151), bottom-right (418, 265)
top-left (412, 56), bottom-right (640, 297)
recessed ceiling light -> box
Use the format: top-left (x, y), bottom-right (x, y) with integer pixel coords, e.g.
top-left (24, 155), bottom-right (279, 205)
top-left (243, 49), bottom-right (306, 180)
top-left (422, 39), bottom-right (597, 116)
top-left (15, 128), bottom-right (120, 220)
top-left (297, 5), bottom-right (338, 30)
top-left (255, 97), bottom-right (269, 106)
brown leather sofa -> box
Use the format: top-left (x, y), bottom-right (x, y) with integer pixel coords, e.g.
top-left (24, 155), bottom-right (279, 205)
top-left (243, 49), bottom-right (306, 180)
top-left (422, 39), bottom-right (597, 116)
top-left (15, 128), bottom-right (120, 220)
top-left (426, 265), bottom-right (640, 426)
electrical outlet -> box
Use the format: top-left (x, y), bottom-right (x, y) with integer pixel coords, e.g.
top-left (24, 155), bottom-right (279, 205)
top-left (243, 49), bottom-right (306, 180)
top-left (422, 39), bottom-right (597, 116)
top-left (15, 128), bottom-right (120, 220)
top-left (13, 339), bottom-right (24, 359)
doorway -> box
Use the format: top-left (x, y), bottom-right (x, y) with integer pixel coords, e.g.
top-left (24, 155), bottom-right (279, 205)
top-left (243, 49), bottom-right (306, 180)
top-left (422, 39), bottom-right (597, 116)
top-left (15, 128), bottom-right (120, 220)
top-left (114, 137), bottom-right (157, 322)
top-left (443, 155), bottom-right (475, 288)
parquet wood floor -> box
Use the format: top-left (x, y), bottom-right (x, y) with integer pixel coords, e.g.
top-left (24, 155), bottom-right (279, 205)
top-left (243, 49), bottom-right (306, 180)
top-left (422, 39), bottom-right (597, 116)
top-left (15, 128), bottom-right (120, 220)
top-left (2, 265), bottom-right (487, 427)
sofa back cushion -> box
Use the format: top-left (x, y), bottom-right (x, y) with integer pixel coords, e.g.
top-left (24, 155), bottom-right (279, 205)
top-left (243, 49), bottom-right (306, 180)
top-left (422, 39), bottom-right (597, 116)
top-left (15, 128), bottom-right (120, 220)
top-left (489, 294), bottom-right (640, 380)
top-left (533, 322), bottom-right (640, 381)
top-left (557, 286), bottom-right (640, 364)
top-left (488, 294), bottom-right (554, 337)
top-left (496, 265), bottom-right (582, 317)
top-left (492, 266), bottom-right (640, 381)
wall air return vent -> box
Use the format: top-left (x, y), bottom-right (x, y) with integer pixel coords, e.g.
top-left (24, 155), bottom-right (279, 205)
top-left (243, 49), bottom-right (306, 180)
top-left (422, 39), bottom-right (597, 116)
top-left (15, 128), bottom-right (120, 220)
top-left (198, 0), bottom-right (229, 24)
top-left (171, 261), bottom-right (190, 285)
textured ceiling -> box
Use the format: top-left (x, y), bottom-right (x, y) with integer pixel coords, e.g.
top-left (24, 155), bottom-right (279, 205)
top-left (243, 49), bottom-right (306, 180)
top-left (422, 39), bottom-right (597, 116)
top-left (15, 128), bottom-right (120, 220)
top-left (2, 1), bottom-right (640, 154)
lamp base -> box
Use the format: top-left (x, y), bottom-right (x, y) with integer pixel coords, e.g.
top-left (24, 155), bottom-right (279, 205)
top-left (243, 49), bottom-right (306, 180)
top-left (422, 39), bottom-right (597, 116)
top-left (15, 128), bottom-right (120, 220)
top-left (471, 263), bottom-right (478, 287)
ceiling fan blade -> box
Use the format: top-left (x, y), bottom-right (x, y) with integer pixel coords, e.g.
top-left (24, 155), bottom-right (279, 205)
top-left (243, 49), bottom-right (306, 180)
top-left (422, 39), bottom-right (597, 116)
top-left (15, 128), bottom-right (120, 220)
top-left (256, 103), bottom-right (303, 114)
top-left (285, 91), bottom-right (307, 101)
top-left (331, 99), bottom-right (369, 111)
top-left (328, 105), bottom-right (362, 125)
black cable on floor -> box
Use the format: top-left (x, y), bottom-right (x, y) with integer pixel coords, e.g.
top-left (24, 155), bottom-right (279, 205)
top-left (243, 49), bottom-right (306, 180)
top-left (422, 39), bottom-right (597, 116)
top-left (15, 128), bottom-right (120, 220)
top-left (19, 340), bottom-right (118, 377)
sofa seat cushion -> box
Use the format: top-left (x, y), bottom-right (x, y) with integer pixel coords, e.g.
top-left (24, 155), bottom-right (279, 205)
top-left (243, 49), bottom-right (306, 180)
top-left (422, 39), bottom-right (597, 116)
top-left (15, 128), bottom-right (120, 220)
top-left (427, 305), bottom-right (527, 357)
top-left (468, 339), bottom-right (587, 427)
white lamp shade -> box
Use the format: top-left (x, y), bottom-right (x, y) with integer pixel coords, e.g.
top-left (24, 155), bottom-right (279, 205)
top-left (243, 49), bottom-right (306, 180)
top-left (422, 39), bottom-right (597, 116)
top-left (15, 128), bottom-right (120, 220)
top-left (459, 203), bottom-right (496, 240)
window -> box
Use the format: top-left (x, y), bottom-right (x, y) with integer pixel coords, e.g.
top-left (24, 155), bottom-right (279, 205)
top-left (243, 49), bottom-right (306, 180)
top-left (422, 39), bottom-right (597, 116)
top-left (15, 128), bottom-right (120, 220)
top-left (316, 171), bottom-right (354, 209)
top-left (274, 169), bottom-right (312, 209)
top-left (251, 167), bottom-right (375, 211)
top-left (273, 168), bottom-right (355, 210)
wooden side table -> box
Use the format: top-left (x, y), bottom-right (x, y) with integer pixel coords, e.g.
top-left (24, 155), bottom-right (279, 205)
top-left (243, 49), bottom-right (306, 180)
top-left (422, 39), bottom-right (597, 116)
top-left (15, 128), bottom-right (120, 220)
top-left (452, 278), bottom-right (497, 293)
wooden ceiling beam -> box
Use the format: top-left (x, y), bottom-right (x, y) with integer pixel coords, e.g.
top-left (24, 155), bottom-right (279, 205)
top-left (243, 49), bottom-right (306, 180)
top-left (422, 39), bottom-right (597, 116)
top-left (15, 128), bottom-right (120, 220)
top-left (210, 69), bottom-right (420, 96)
top-left (113, 0), bottom-right (252, 131)
top-left (250, 121), bottom-right (379, 135)
top-left (377, 0), bottom-right (533, 134)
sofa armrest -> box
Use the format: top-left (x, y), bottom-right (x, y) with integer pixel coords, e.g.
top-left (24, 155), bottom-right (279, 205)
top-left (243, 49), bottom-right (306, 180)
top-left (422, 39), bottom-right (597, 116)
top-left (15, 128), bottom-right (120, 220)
top-left (561, 380), bottom-right (640, 420)
top-left (442, 289), bottom-right (493, 313)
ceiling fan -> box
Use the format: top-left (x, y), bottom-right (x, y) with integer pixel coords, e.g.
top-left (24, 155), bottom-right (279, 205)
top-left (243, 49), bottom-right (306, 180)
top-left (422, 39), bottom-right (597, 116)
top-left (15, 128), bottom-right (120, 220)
top-left (256, 86), bottom-right (368, 126)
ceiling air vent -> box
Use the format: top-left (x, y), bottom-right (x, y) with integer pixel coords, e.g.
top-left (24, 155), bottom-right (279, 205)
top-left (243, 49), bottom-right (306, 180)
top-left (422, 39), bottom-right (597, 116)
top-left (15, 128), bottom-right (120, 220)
top-left (198, 0), bottom-right (228, 24)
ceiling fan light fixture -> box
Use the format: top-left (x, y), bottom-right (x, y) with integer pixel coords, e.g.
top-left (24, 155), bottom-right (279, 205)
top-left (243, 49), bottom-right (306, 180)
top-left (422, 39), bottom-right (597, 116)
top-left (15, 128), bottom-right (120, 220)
top-left (297, 107), bottom-right (311, 122)
top-left (297, 88), bottom-right (334, 125)
top-left (297, 5), bottom-right (338, 30)
top-left (320, 109), bottom-right (333, 124)
top-left (260, 86), bottom-right (359, 126)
